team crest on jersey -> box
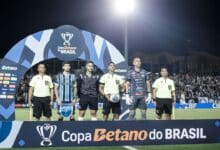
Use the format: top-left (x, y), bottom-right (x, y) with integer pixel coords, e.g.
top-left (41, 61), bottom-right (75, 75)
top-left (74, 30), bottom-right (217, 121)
top-left (45, 81), bottom-right (49, 85)
top-left (168, 85), bottom-right (172, 90)
top-left (116, 80), bottom-right (120, 85)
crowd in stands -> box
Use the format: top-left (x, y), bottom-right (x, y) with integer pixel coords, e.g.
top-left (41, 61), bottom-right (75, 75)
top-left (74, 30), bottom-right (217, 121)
top-left (16, 72), bottom-right (220, 104)
top-left (171, 73), bottom-right (220, 103)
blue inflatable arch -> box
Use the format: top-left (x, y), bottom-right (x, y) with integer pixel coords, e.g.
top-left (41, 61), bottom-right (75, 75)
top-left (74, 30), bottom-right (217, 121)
top-left (0, 25), bottom-right (128, 120)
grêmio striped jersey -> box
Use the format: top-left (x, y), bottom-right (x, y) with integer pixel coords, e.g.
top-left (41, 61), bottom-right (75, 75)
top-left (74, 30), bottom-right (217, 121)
top-left (55, 73), bottom-right (76, 103)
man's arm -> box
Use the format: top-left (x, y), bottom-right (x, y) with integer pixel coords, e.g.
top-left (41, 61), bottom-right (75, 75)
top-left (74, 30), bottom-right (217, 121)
top-left (50, 88), bottom-right (54, 105)
top-left (48, 77), bottom-right (54, 106)
top-left (152, 79), bottom-right (158, 101)
top-left (146, 80), bottom-right (151, 93)
top-left (28, 87), bottom-right (34, 107)
top-left (54, 84), bottom-right (61, 104)
top-left (99, 84), bottom-right (105, 96)
top-left (119, 79), bottom-right (126, 92)
top-left (171, 81), bottom-right (176, 102)
top-left (152, 88), bottom-right (157, 100)
top-left (99, 84), bottom-right (110, 100)
top-left (73, 81), bottom-right (78, 103)
top-left (171, 90), bottom-right (176, 102)
top-left (144, 79), bottom-right (152, 103)
top-left (125, 81), bottom-right (130, 94)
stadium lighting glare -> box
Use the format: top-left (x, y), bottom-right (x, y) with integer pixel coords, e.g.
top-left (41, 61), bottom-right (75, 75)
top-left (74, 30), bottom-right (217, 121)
top-left (112, 0), bottom-right (136, 62)
top-left (113, 0), bottom-right (135, 16)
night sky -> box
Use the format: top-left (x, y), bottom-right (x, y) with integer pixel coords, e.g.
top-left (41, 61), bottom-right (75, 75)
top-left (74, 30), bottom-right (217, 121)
top-left (0, 0), bottom-right (219, 59)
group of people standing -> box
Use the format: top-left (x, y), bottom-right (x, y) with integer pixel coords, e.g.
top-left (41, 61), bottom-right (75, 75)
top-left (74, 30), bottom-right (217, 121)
top-left (28, 57), bottom-right (176, 121)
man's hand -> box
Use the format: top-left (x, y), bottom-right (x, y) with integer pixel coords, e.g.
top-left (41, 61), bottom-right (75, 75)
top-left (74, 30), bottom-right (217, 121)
top-left (172, 101), bottom-right (176, 107)
top-left (71, 98), bottom-right (77, 106)
top-left (28, 100), bottom-right (32, 108)
top-left (145, 93), bottom-right (152, 104)
top-left (57, 97), bottom-right (62, 106)
top-left (151, 96), bottom-right (156, 107)
top-left (105, 94), bottom-right (110, 101)
top-left (125, 94), bottom-right (133, 105)
top-left (28, 87), bottom-right (33, 108)
top-left (154, 100), bottom-right (157, 106)
top-left (172, 96), bottom-right (176, 105)
top-left (50, 101), bottom-right (53, 108)
top-left (152, 95), bottom-right (156, 100)
top-left (58, 100), bottom-right (62, 106)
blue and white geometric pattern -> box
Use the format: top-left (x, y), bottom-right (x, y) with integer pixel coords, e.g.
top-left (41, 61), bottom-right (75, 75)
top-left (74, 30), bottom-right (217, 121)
top-left (0, 25), bottom-right (127, 121)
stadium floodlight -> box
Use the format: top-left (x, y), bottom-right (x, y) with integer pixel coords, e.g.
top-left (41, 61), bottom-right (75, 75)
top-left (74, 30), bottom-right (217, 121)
top-left (113, 0), bottom-right (135, 62)
top-left (113, 0), bottom-right (135, 16)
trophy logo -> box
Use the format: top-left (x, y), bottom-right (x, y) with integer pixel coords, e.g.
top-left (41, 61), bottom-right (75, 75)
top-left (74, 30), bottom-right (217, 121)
top-left (36, 123), bottom-right (57, 146)
top-left (61, 32), bottom-right (73, 46)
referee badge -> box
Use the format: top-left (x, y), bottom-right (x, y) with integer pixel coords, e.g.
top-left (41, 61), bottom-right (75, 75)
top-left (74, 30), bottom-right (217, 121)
top-left (45, 81), bottom-right (49, 85)
top-left (116, 80), bottom-right (120, 85)
top-left (168, 85), bottom-right (172, 90)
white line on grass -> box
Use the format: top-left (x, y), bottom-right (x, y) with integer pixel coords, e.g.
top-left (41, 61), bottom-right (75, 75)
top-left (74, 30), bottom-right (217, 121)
top-left (122, 146), bottom-right (138, 150)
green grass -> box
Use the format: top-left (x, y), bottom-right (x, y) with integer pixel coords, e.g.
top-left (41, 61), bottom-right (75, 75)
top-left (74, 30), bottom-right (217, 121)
top-left (10, 108), bottom-right (220, 150)
top-left (15, 108), bottom-right (220, 121)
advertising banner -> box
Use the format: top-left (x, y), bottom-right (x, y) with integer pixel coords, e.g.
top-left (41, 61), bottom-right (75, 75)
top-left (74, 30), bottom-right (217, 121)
top-left (0, 120), bottom-right (220, 148)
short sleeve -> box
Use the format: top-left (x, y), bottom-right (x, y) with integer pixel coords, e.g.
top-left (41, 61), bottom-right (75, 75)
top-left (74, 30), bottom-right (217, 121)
top-left (99, 75), bottom-right (106, 84)
top-left (76, 74), bottom-right (82, 85)
top-left (171, 80), bottom-right (175, 91)
top-left (96, 75), bottom-right (101, 86)
top-left (152, 79), bottom-right (159, 89)
top-left (126, 70), bottom-right (132, 82)
top-left (54, 74), bottom-right (59, 85)
top-left (71, 74), bottom-right (76, 82)
top-left (48, 76), bottom-right (54, 88)
top-left (29, 76), bottom-right (35, 87)
top-left (145, 71), bottom-right (150, 81)
top-left (117, 75), bottom-right (124, 85)
top-left (73, 75), bottom-right (77, 86)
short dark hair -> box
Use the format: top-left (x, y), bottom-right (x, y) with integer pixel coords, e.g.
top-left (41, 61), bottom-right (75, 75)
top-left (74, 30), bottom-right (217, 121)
top-left (133, 57), bottom-right (141, 61)
top-left (108, 62), bottom-right (115, 66)
top-left (160, 67), bottom-right (168, 71)
top-left (62, 61), bottom-right (71, 66)
top-left (85, 60), bottom-right (94, 66)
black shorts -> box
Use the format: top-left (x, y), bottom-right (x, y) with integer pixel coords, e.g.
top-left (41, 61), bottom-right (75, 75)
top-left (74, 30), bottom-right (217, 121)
top-left (129, 96), bottom-right (146, 110)
top-left (156, 98), bottom-right (172, 116)
top-left (102, 98), bottom-right (121, 115)
top-left (79, 94), bottom-right (98, 110)
top-left (32, 96), bottom-right (51, 119)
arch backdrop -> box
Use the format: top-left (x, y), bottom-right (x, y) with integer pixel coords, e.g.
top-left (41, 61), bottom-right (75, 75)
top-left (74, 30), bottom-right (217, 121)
top-left (0, 25), bottom-right (128, 120)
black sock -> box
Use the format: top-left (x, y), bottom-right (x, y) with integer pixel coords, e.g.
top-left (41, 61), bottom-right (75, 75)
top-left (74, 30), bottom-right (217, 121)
top-left (58, 117), bottom-right (63, 121)
top-left (70, 118), bottom-right (75, 121)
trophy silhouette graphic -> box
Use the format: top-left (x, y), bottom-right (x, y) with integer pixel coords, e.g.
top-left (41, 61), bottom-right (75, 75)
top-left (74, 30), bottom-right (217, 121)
top-left (36, 123), bottom-right (57, 146)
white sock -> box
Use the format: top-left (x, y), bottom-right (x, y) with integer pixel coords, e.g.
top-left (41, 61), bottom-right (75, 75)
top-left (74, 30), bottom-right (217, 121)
top-left (91, 117), bottom-right (97, 121)
top-left (78, 116), bottom-right (84, 121)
